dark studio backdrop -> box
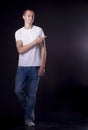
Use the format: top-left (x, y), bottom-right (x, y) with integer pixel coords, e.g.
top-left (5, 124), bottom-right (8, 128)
top-left (0, 0), bottom-right (88, 125)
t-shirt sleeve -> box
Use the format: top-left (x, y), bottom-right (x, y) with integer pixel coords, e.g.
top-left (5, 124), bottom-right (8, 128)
top-left (15, 30), bottom-right (21, 41)
top-left (40, 28), bottom-right (45, 37)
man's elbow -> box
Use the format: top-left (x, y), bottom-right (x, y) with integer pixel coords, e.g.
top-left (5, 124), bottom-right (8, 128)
top-left (17, 49), bottom-right (24, 54)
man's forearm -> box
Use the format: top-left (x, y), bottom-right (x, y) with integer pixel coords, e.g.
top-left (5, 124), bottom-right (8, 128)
top-left (40, 46), bottom-right (47, 68)
top-left (18, 40), bottom-right (37, 54)
top-left (17, 36), bottom-right (46, 54)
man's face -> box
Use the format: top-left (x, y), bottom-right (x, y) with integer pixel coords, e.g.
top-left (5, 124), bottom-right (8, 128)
top-left (23, 10), bottom-right (35, 24)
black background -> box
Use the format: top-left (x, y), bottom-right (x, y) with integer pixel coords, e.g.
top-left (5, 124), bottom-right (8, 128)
top-left (0, 0), bottom-right (88, 125)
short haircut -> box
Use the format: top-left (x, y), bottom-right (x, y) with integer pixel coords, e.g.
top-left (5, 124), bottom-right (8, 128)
top-left (23, 9), bottom-right (35, 16)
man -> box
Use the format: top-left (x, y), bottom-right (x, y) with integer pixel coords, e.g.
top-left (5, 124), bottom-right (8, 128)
top-left (14, 9), bottom-right (47, 127)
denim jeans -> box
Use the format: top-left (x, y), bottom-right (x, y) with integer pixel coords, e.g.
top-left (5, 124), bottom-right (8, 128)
top-left (15, 66), bottom-right (40, 121)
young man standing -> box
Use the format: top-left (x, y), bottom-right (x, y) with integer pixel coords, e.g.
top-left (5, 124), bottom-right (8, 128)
top-left (14, 9), bottom-right (47, 127)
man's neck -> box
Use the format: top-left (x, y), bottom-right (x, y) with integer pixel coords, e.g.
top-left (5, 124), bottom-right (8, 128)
top-left (24, 23), bottom-right (33, 29)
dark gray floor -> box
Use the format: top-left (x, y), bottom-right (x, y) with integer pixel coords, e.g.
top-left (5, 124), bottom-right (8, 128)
top-left (4, 118), bottom-right (88, 130)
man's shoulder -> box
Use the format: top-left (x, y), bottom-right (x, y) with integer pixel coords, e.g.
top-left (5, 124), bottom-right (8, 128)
top-left (33, 25), bottom-right (42, 30)
top-left (15, 27), bottom-right (23, 34)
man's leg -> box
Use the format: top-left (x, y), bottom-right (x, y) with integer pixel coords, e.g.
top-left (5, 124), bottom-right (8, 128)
top-left (25, 67), bottom-right (40, 124)
top-left (15, 66), bottom-right (28, 111)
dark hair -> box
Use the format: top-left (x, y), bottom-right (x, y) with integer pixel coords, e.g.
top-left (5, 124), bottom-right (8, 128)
top-left (23, 9), bottom-right (35, 16)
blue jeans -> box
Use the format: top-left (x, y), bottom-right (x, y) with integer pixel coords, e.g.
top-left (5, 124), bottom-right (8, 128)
top-left (15, 66), bottom-right (40, 121)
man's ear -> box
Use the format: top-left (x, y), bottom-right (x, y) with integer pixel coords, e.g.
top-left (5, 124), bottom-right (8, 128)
top-left (22, 15), bottom-right (25, 20)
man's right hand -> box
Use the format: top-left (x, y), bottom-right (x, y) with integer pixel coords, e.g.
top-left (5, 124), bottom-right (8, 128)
top-left (35, 36), bottom-right (47, 44)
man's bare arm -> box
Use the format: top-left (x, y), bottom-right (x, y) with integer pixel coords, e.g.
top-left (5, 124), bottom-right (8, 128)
top-left (40, 41), bottom-right (47, 68)
top-left (38, 39), bottom-right (47, 76)
top-left (16, 36), bottom-right (46, 54)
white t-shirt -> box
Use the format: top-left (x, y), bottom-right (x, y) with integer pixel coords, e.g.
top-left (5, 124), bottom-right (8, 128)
top-left (15, 25), bottom-right (45, 66)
